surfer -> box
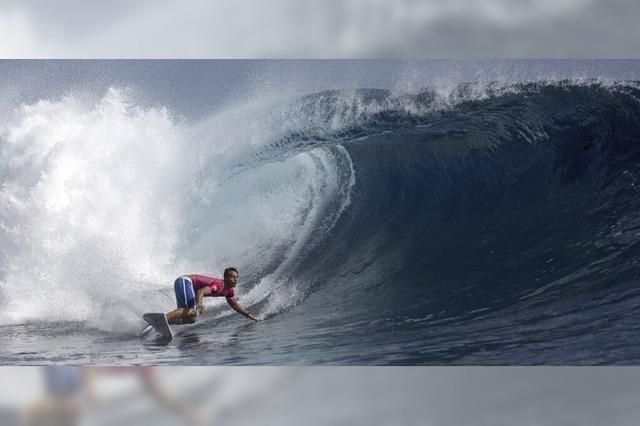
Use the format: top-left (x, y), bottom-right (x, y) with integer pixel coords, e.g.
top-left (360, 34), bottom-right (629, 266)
top-left (165, 267), bottom-right (261, 324)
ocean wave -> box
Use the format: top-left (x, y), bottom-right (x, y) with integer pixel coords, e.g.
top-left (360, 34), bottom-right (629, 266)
top-left (3, 80), bottom-right (640, 363)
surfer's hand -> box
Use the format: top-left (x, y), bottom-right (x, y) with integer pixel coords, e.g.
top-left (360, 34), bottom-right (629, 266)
top-left (250, 314), bottom-right (262, 322)
top-left (197, 304), bottom-right (205, 315)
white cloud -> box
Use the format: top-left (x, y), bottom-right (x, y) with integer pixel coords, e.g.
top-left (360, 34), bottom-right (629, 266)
top-left (0, 0), bottom-right (635, 58)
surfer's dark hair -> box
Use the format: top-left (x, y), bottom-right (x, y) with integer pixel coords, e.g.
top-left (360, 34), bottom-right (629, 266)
top-left (224, 267), bottom-right (239, 278)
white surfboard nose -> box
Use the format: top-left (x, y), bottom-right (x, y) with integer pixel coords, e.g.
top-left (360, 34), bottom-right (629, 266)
top-left (142, 313), bottom-right (173, 340)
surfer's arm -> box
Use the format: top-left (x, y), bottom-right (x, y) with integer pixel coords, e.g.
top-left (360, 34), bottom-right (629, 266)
top-left (227, 297), bottom-right (261, 321)
top-left (196, 286), bottom-right (211, 314)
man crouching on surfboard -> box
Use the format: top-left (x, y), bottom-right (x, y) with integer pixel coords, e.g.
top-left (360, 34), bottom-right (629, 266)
top-left (165, 267), bottom-right (261, 324)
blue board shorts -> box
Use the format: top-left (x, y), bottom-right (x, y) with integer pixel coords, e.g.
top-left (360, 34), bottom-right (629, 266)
top-left (174, 276), bottom-right (196, 309)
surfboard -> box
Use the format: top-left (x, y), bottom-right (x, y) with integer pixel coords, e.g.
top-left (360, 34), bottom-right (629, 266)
top-left (142, 313), bottom-right (173, 340)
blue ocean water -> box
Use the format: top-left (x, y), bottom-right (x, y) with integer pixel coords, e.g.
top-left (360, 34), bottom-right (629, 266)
top-left (2, 64), bottom-right (640, 364)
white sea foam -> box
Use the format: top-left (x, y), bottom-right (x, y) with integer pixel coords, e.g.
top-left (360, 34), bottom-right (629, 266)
top-left (0, 87), bottom-right (357, 330)
top-left (0, 88), bottom-right (191, 329)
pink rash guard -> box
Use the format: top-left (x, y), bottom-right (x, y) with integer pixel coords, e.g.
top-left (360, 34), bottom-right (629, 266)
top-left (188, 274), bottom-right (235, 298)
